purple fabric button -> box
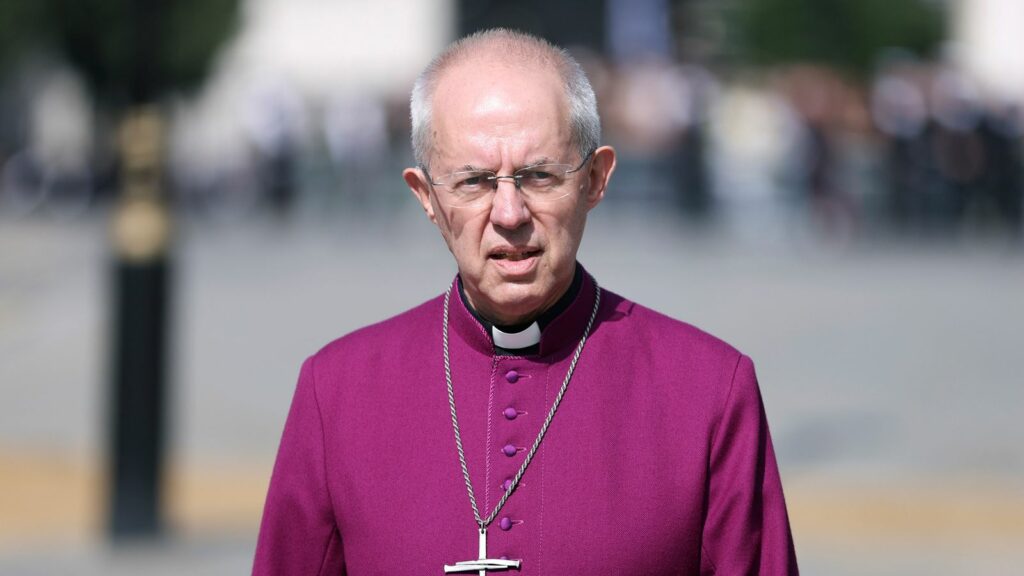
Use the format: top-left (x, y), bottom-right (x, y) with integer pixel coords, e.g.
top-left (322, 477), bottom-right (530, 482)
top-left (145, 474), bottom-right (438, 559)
top-left (502, 478), bottom-right (513, 491)
top-left (503, 407), bottom-right (518, 420)
top-left (502, 444), bottom-right (517, 457)
top-left (499, 517), bottom-right (513, 531)
top-left (505, 370), bottom-right (519, 383)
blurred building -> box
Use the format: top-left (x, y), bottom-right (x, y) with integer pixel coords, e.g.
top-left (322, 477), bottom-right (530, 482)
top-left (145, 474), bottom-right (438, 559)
top-left (169, 0), bottom-right (453, 216)
top-left (954, 0), bottom-right (1024, 104)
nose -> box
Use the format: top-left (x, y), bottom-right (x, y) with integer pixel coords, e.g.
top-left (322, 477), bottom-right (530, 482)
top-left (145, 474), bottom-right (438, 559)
top-left (489, 177), bottom-right (531, 230)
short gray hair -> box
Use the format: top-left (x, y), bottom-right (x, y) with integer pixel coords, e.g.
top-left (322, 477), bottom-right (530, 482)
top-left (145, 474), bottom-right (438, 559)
top-left (410, 28), bottom-right (600, 170)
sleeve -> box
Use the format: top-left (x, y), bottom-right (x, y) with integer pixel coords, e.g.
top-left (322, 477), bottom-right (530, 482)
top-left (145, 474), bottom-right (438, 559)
top-left (701, 354), bottom-right (799, 575)
top-left (253, 356), bottom-right (346, 576)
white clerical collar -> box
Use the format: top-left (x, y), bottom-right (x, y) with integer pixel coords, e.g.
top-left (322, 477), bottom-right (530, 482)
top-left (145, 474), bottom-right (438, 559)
top-left (491, 322), bottom-right (542, 350)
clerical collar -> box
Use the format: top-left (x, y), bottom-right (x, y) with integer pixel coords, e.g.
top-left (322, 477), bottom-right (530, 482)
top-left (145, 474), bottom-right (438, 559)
top-left (457, 264), bottom-right (584, 355)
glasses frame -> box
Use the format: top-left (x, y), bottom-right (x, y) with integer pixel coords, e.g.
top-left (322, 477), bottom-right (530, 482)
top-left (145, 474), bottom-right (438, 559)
top-left (421, 149), bottom-right (595, 206)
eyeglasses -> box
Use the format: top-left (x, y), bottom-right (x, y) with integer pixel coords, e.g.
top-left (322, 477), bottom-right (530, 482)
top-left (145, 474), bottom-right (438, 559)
top-left (422, 150), bottom-right (594, 207)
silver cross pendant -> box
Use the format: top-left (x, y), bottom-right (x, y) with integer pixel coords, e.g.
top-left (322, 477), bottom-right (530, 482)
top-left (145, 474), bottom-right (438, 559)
top-left (443, 528), bottom-right (521, 575)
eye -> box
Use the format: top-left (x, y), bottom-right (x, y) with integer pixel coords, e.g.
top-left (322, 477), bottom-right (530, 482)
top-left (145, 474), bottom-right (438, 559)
top-left (519, 167), bottom-right (562, 187)
top-left (452, 172), bottom-right (491, 191)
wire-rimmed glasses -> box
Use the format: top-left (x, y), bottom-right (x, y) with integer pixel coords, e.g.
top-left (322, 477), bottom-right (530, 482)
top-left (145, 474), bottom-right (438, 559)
top-left (422, 150), bottom-right (594, 207)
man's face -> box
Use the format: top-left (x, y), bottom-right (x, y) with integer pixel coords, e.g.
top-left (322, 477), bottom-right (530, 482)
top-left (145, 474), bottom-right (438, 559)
top-left (405, 58), bottom-right (615, 326)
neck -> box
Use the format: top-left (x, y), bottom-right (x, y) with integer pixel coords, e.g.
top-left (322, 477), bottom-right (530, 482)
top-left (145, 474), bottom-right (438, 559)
top-left (459, 265), bottom-right (583, 332)
top-left (463, 295), bottom-right (555, 330)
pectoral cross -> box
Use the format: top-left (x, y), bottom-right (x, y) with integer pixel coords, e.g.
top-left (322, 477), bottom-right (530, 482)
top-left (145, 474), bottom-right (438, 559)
top-left (443, 528), bottom-right (521, 574)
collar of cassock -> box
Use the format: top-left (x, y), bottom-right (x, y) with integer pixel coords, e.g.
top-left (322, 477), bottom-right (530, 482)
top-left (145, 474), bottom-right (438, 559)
top-left (454, 262), bottom-right (593, 357)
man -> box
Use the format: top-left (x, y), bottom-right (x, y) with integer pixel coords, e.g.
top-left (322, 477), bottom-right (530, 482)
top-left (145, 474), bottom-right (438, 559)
top-left (254, 29), bottom-right (798, 575)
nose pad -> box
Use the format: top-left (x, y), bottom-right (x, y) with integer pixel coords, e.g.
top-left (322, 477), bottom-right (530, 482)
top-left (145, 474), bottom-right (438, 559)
top-left (490, 175), bottom-right (521, 190)
top-left (489, 177), bottom-right (530, 227)
top-left (492, 176), bottom-right (525, 202)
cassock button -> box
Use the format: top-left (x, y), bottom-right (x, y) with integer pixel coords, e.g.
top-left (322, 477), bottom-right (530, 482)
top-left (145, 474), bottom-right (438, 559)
top-left (499, 517), bottom-right (513, 531)
top-left (503, 407), bottom-right (518, 420)
top-left (502, 478), bottom-right (513, 491)
top-left (502, 444), bottom-right (517, 457)
top-left (505, 370), bottom-right (519, 383)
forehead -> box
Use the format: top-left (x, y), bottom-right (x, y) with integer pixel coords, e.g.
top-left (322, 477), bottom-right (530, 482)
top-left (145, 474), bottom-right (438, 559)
top-left (430, 57), bottom-right (571, 167)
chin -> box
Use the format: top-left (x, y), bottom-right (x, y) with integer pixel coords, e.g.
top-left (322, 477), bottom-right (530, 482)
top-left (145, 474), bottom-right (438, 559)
top-left (483, 282), bottom-right (548, 322)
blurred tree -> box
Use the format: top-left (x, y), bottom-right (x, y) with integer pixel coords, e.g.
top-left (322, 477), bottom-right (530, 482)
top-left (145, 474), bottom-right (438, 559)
top-left (0, 3), bottom-right (45, 70)
top-left (727, 0), bottom-right (946, 77)
top-left (0, 0), bottom-right (237, 105)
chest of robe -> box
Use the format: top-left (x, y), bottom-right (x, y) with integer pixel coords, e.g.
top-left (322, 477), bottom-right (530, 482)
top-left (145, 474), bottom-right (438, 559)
top-left (315, 291), bottom-right (720, 575)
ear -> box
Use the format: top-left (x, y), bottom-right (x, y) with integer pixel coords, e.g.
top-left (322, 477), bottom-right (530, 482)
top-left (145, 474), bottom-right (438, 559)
top-left (404, 167), bottom-right (437, 224)
top-left (582, 145), bottom-right (616, 210)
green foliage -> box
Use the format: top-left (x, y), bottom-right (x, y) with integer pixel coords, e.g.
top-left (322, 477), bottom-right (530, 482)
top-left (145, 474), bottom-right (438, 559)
top-left (0, 0), bottom-right (238, 105)
top-left (729, 0), bottom-right (946, 76)
top-left (163, 0), bottom-right (239, 95)
top-left (0, 2), bottom-right (48, 68)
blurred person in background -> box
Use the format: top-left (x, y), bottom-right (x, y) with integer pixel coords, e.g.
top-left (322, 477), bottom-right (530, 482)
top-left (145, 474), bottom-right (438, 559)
top-left (244, 80), bottom-right (303, 218)
top-left (603, 58), bottom-right (714, 216)
top-left (927, 68), bottom-right (986, 232)
top-left (324, 91), bottom-right (389, 209)
top-left (979, 102), bottom-right (1023, 236)
top-left (254, 29), bottom-right (797, 575)
top-left (872, 59), bottom-right (932, 230)
top-left (782, 67), bottom-right (860, 239)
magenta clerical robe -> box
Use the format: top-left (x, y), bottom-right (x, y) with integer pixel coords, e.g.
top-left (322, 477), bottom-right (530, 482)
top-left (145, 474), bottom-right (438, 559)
top-left (254, 270), bottom-right (798, 575)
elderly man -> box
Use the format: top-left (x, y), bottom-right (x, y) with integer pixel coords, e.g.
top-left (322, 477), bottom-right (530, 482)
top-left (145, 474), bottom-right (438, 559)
top-left (254, 29), bottom-right (797, 575)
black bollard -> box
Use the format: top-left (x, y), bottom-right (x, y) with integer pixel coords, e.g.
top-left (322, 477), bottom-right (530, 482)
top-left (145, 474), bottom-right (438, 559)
top-left (107, 109), bottom-right (172, 540)
top-left (109, 253), bottom-right (170, 537)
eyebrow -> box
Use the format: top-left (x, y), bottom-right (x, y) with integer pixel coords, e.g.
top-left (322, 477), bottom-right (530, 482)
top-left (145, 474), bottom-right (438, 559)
top-left (452, 157), bottom-right (559, 173)
top-left (522, 156), bottom-right (557, 168)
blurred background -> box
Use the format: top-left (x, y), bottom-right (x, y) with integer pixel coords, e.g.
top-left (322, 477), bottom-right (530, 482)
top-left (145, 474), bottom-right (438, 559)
top-left (1, 0), bottom-right (1022, 574)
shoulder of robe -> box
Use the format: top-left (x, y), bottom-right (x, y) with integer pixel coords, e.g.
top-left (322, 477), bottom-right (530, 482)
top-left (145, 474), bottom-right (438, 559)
top-left (310, 293), bottom-right (444, 369)
top-left (601, 290), bottom-right (744, 367)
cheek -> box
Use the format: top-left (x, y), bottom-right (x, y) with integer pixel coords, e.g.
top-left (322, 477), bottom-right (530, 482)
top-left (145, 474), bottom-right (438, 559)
top-left (439, 201), bottom-right (477, 237)
top-left (545, 207), bottom-right (588, 253)
top-left (440, 208), bottom-right (488, 259)
top-left (431, 204), bottom-right (457, 252)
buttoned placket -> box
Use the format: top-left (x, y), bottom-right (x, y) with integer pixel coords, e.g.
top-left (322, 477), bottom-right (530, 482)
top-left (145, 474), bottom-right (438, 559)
top-left (484, 351), bottom-right (550, 568)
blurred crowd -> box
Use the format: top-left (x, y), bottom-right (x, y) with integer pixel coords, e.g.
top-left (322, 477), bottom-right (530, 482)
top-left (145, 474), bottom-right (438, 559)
top-left (1, 50), bottom-right (1021, 240)
top-left (870, 57), bottom-right (1022, 236)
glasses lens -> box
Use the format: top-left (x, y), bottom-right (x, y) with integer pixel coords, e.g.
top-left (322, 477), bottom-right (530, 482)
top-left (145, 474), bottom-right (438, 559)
top-left (516, 164), bottom-right (574, 203)
top-left (439, 170), bottom-right (495, 205)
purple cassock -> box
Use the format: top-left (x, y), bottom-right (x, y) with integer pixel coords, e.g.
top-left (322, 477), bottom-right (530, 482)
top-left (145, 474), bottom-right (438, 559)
top-left (254, 268), bottom-right (798, 575)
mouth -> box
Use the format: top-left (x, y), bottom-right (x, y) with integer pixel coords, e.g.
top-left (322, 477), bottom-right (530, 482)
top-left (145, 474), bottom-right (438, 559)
top-left (488, 247), bottom-right (543, 261)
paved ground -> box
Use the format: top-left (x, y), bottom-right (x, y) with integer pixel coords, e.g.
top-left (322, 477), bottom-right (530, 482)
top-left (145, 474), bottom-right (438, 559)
top-left (2, 203), bottom-right (1023, 574)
